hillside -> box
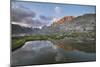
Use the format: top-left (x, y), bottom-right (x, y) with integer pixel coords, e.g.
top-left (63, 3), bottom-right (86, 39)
top-left (12, 24), bottom-right (33, 35)
top-left (51, 14), bottom-right (96, 33)
top-left (12, 14), bottom-right (96, 36)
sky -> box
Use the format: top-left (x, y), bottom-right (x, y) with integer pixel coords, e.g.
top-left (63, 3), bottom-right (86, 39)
top-left (11, 1), bottom-right (96, 28)
top-left (14, 1), bottom-right (95, 16)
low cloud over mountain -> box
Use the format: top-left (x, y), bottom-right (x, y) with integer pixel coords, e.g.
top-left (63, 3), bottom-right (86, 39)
top-left (39, 15), bottom-right (53, 21)
top-left (11, 2), bottom-right (53, 28)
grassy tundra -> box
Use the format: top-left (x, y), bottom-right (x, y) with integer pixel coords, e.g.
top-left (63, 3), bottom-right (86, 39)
top-left (12, 31), bottom-right (95, 52)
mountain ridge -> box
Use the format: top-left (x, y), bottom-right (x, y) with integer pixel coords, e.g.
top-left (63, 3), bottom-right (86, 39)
top-left (12, 13), bottom-right (96, 36)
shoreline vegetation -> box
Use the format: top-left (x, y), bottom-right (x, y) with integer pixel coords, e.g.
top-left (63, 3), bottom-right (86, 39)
top-left (11, 13), bottom-right (96, 52)
top-left (12, 31), bottom-right (96, 53)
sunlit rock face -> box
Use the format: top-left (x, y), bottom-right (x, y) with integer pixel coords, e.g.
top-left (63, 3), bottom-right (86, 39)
top-left (55, 16), bottom-right (75, 24)
top-left (11, 41), bottom-right (58, 66)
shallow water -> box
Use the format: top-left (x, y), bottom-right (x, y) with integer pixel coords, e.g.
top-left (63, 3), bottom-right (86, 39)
top-left (11, 40), bottom-right (96, 66)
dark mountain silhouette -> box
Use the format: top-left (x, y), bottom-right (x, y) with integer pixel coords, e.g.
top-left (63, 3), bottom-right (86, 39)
top-left (12, 24), bottom-right (33, 35)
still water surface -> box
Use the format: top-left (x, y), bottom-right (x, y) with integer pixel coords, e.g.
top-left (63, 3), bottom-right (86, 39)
top-left (12, 40), bottom-right (96, 66)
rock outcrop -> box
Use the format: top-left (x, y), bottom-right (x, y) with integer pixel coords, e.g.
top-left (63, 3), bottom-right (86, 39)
top-left (54, 16), bottom-right (75, 24)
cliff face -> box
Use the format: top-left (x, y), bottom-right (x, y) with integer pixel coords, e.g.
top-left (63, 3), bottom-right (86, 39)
top-left (54, 16), bottom-right (75, 24)
top-left (51, 14), bottom-right (96, 33)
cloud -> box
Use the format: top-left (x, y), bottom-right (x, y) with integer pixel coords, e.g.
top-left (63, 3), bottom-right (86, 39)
top-left (11, 2), bottom-right (36, 22)
top-left (24, 18), bottom-right (45, 28)
top-left (11, 2), bottom-right (44, 28)
top-left (39, 15), bottom-right (53, 21)
top-left (11, 1), bottom-right (53, 28)
top-left (12, 18), bottom-right (46, 28)
top-left (54, 6), bottom-right (61, 14)
top-left (52, 17), bottom-right (59, 22)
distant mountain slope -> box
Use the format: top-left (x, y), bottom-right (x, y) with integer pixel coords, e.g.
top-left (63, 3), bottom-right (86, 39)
top-left (12, 24), bottom-right (33, 35)
top-left (12, 14), bottom-right (96, 36)
top-left (51, 14), bottom-right (96, 33)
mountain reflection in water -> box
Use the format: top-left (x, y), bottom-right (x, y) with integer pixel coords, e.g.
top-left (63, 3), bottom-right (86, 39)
top-left (11, 40), bottom-right (96, 66)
